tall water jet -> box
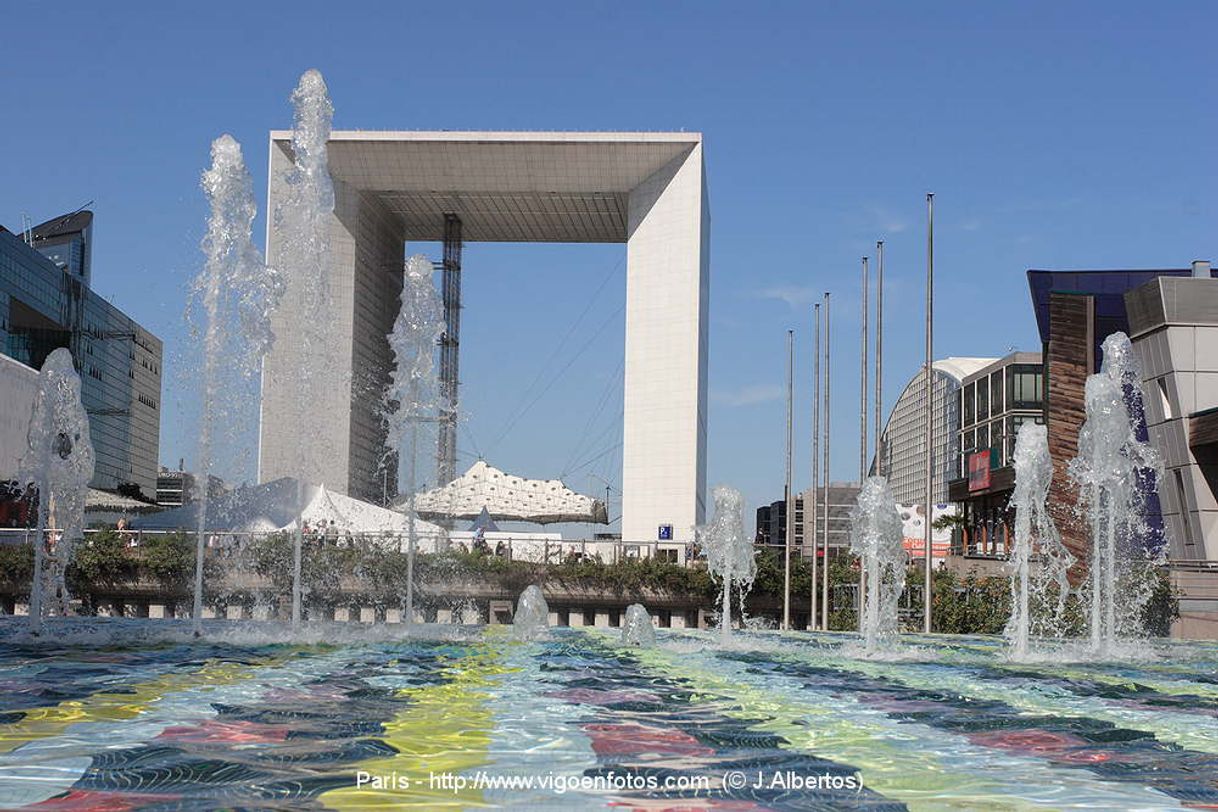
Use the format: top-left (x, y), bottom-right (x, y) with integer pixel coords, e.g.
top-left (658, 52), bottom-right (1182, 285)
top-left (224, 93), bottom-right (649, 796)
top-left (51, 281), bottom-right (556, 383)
top-left (270, 69), bottom-right (336, 626)
top-left (19, 348), bottom-right (95, 634)
top-left (849, 476), bottom-right (904, 654)
top-left (191, 134), bottom-right (282, 635)
top-left (382, 255), bottom-right (444, 625)
top-left (1069, 332), bottom-right (1163, 656)
top-left (621, 603), bottom-right (656, 647)
top-left (698, 486), bottom-right (756, 644)
top-left (513, 585), bottom-right (549, 641)
top-left (1005, 422), bottom-right (1073, 658)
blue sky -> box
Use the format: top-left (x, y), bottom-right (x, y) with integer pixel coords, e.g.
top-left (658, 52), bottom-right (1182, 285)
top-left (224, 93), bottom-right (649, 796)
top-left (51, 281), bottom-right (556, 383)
top-left (2, 2), bottom-right (1215, 531)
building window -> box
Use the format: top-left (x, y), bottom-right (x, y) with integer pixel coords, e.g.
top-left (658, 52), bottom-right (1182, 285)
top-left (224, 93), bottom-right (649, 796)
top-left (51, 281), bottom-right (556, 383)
top-left (963, 383), bottom-right (975, 427)
top-left (977, 378), bottom-right (989, 422)
top-left (991, 373), bottom-right (1003, 418)
top-left (1157, 378), bottom-right (1173, 419)
top-left (1008, 365), bottom-right (1044, 409)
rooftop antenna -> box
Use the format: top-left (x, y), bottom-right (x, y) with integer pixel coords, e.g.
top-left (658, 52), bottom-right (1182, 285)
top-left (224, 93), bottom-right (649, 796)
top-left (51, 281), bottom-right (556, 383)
top-left (20, 213), bottom-right (33, 246)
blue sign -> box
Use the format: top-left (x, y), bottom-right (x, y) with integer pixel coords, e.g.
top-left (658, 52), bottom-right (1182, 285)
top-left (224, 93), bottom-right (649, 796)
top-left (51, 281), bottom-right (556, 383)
top-left (658, 524), bottom-right (673, 541)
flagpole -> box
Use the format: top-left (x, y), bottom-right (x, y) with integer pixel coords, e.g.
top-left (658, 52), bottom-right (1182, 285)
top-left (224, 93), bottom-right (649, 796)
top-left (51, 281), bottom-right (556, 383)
top-left (923, 193), bottom-right (935, 634)
top-left (783, 329), bottom-right (795, 631)
top-left (809, 302), bottom-right (820, 630)
top-left (858, 256), bottom-right (868, 635)
top-left (821, 293), bottom-right (831, 630)
top-left (875, 240), bottom-right (884, 475)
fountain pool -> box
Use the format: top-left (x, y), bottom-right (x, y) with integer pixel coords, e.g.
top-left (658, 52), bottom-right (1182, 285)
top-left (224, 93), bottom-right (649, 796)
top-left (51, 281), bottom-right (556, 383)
top-left (2, 619), bottom-right (1217, 810)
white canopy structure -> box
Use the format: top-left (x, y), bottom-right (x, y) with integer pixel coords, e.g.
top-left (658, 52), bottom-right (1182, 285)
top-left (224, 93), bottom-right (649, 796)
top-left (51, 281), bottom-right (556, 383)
top-left (133, 477), bottom-right (444, 548)
top-left (407, 461), bottom-right (608, 525)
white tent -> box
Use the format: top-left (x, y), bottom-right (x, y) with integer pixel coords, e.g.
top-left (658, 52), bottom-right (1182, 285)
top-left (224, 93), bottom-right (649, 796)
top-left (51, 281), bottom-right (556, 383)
top-left (405, 460), bottom-right (608, 525)
top-left (132, 477), bottom-right (444, 550)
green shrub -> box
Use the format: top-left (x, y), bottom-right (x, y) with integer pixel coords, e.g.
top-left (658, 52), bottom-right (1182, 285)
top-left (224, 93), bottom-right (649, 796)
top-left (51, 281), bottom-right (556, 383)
top-left (0, 543), bottom-right (34, 586)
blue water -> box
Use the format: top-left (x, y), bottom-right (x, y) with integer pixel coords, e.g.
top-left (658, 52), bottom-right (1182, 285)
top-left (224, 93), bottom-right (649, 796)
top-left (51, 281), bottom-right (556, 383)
top-left (1, 618), bottom-right (1216, 810)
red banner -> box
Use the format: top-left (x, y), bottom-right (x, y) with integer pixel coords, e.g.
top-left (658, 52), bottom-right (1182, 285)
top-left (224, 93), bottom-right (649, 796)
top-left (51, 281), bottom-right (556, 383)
top-left (968, 450), bottom-right (991, 492)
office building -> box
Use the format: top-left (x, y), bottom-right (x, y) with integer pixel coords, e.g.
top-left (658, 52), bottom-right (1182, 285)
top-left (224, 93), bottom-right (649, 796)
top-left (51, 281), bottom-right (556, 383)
top-left (755, 482), bottom-right (861, 557)
top-left (1124, 265), bottom-right (1218, 561)
top-left (875, 358), bottom-right (995, 506)
top-left (0, 214), bottom-right (162, 498)
top-left (947, 352), bottom-right (1045, 556)
top-left (259, 131), bottom-right (709, 544)
top-left (1026, 266), bottom-right (1218, 563)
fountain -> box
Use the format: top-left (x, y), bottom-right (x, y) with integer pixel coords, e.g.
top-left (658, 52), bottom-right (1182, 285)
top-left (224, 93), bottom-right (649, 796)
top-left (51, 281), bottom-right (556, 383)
top-left (382, 255), bottom-right (444, 625)
top-left (270, 69), bottom-right (336, 627)
top-left (18, 348), bottom-right (95, 634)
top-left (190, 134), bottom-right (282, 634)
top-left (849, 476), bottom-right (904, 655)
top-left (1005, 422), bottom-right (1074, 658)
top-left (621, 603), bottom-right (656, 647)
top-left (1068, 332), bottom-right (1163, 657)
top-left (513, 585), bottom-right (549, 641)
top-left (698, 486), bottom-right (756, 644)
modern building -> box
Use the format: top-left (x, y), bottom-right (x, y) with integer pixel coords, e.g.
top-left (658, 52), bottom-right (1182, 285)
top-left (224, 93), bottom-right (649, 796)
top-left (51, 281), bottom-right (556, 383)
top-left (802, 483), bottom-right (862, 556)
top-left (946, 352), bottom-right (1045, 556)
top-left (259, 131), bottom-right (710, 545)
top-left (155, 466), bottom-right (229, 509)
top-left (875, 358), bottom-right (995, 506)
top-left (754, 493), bottom-right (804, 550)
top-left (1124, 265), bottom-right (1218, 561)
top-left (755, 482), bottom-right (861, 557)
top-left (0, 215), bottom-right (162, 498)
top-left (1026, 266), bottom-right (1216, 564)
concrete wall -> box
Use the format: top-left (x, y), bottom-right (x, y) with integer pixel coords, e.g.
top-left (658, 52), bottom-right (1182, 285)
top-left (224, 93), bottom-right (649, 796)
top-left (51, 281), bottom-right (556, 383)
top-left (622, 145), bottom-right (709, 544)
top-left (0, 354), bottom-right (38, 478)
top-left (1127, 277), bottom-right (1218, 560)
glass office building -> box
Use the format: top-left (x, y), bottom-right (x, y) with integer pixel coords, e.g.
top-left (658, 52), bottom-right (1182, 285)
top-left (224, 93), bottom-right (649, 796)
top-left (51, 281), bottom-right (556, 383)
top-left (0, 215), bottom-right (161, 498)
top-left (947, 352), bottom-right (1045, 556)
top-left (874, 358), bottom-right (995, 506)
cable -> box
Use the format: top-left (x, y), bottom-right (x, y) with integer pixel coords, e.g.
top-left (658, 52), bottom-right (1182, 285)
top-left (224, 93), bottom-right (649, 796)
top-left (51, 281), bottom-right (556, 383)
top-left (564, 441), bottom-right (622, 479)
top-left (560, 356), bottom-right (624, 478)
top-left (485, 256), bottom-right (624, 454)
top-left (486, 301), bottom-right (624, 451)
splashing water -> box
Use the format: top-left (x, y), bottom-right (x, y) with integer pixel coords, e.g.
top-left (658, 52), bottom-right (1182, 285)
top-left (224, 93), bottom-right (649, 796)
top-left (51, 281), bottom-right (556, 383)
top-left (269, 69), bottom-right (336, 627)
top-left (849, 476), bottom-right (905, 655)
top-left (1068, 332), bottom-right (1163, 657)
top-left (621, 603), bottom-right (657, 647)
top-left (382, 255), bottom-right (444, 624)
top-left (1006, 423), bottom-right (1074, 659)
top-left (191, 134), bottom-right (282, 635)
top-left (698, 486), bottom-right (756, 644)
top-left (18, 348), bottom-right (95, 634)
top-left (513, 585), bottom-right (549, 641)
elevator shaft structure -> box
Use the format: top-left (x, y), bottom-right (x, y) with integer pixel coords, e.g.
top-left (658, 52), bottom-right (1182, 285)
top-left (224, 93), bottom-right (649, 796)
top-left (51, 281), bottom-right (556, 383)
top-left (437, 213), bottom-right (463, 487)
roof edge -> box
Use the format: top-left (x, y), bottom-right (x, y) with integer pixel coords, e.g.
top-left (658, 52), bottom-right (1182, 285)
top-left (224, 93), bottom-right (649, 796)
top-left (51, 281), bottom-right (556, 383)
top-left (269, 129), bottom-right (703, 144)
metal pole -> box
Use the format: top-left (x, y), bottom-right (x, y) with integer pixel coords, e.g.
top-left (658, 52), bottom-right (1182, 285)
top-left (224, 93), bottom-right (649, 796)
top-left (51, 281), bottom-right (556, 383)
top-left (820, 293), bottom-right (831, 630)
top-left (809, 303), bottom-right (820, 630)
top-left (860, 257), bottom-right (869, 483)
top-left (923, 193), bottom-right (935, 634)
top-left (858, 257), bottom-right (868, 635)
top-left (875, 240), bottom-right (884, 476)
top-left (783, 329), bottom-right (794, 631)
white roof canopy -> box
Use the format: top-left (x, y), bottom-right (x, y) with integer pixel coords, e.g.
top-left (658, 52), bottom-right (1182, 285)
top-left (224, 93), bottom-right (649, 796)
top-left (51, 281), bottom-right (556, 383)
top-left (407, 461), bottom-right (608, 525)
top-left (134, 477), bottom-right (443, 540)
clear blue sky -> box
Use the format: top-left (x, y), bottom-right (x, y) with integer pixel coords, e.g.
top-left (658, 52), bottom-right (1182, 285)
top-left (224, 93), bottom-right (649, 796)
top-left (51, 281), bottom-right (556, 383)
top-left (3, 2), bottom-right (1214, 531)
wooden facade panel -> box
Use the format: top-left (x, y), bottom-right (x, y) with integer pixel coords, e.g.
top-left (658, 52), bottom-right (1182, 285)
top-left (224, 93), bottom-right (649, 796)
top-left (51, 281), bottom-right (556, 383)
top-left (1046, 293), bottom-right (1094, 571)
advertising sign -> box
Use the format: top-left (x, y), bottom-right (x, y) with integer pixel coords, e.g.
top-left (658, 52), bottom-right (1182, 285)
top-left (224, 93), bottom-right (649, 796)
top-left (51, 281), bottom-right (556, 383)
top-left (968, 450), bottom-right (992, 492)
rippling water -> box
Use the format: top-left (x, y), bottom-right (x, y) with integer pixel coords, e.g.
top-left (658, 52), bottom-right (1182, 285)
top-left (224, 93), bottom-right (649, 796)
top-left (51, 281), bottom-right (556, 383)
top-left (1, 618), bottom-right (1216, 810)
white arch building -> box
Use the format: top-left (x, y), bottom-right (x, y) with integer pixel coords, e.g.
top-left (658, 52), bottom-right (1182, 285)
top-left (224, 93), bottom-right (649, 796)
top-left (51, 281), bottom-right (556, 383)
top-left (258, 131), bottom-right (710, 545)
top-left (875, 357), bottom-right (995, 506)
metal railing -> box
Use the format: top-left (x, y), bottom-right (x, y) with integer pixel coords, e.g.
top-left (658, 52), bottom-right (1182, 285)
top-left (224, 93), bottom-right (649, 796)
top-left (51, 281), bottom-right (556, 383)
top-left (0, 527), bottom-right (697, 567)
